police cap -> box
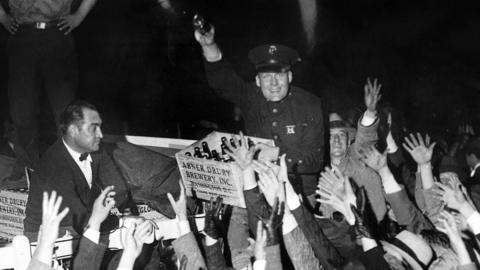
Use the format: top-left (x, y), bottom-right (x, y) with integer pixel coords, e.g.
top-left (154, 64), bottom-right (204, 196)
top-left (248, 44), bottom-right (301, 73)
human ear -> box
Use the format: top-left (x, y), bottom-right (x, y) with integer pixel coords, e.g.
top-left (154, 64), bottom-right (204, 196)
top-left (255, 75), bottom-right (260, 87)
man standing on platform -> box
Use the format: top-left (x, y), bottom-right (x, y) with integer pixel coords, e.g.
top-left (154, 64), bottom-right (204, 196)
top-left (195, 26), bottom-right (325, 199)
top-left (0, 0), bottom-right (97, 183)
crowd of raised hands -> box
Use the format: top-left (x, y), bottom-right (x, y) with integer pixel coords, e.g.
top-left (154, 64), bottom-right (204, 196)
top-left (25, 78), bottom-right (480, 270)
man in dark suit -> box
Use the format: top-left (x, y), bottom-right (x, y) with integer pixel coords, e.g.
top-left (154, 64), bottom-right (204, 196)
top-left (24, 100), bottom-right (122, 240)
top-left (464, 138), bottom-right (480, 210)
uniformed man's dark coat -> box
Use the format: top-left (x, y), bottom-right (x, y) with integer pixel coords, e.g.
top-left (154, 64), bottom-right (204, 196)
top-left (204, 59), bottom-right (324, 195)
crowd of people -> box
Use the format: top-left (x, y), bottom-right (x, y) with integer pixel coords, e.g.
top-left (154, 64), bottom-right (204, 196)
top-left (18, 75), bottom-right (480, 270)
top-left (2, 2), bottom-right (480, 270)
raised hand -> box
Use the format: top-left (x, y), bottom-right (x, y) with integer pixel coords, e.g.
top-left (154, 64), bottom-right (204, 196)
top-left (88, 185), bottom-right (116, 230)
top-left (364, 77), bottom-right (382, 113)
top-left (254, 220), bottom-right (267, 261)
top-left (402, 133), bottom-right (436, 165)
top-left (167, 180), bottom-right (187, 221)
top-left (227, 132), bottom-right (256, 171)
top-left (318, 167), bottom-right (356, 206)
top-left (255, 143), bottom-right (280, 163)
top-left (134, 220), bottom-right (158, 244)
top-left (252, 160), bottom-right (284, 206)
top-left (351, 204), bottom-right (373, 239)
top-left (194, 24), bottom-right (215, 47)
top-left (0, 13), bottom-right (18, 34)
top-left (317, 168), bottom-right (356, 224)
top-left (260, 197), bottom-right (284, 246)
top-left (39, 191), bottom-right (70, 246)
top-left (438, 211), bottom-right (471, 264)
top-left (122, 224), bottom-right (144, 260)
top-left (358, 145), bottom-right (387, 172)
top-left (203, 197), bottom-right (225, 240)
top-left (33, 191), bottom-right (69, 265)
top-left (432, 182), bottom-right (467, 211)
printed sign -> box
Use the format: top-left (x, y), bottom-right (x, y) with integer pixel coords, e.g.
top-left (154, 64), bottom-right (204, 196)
top-left (176, 131), bottom-right (275, 208)
top-left (0, 190), bottom-right (28, 240)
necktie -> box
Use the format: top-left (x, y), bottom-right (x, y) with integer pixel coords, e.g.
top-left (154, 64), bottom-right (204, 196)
top-left (79, 153), bottom-right (89, 162)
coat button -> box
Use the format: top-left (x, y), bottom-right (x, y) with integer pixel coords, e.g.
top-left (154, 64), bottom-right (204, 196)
top-left (272, 108), bottom-right (278, 113)
top-left (273, 135), bottom-right (279, 140)
top-left (298, 160), bottom-right (303, 164)
top-left (272, 121), bottom-right (277, 127)
top-left (287, 158), bottom-right (292, 163)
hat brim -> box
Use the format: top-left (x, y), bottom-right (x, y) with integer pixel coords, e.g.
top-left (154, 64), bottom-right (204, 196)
top-left (380, 241), bottom-right (424, 270)
top-left (256, 63), bottom-right (290, 73)
top-left (330, 126), bottom-right (356, 140)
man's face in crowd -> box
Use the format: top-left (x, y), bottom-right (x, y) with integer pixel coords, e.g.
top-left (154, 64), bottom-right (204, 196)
top-left (256, 71), bottom-right (292, 102)
top-left (72, 108), bottom-right (103, 153)
top-left (466, 153), bottom-right (478, 169)
top-left (330, 128), bottom-right (349, 158)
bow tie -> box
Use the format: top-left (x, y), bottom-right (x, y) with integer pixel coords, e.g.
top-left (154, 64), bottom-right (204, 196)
top-left (79, 153), bottom-right (89, 162)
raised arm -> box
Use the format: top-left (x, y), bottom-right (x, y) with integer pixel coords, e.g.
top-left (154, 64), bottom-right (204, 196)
top-left (402, 133), bottom-right (436, 189)
top-left (168, 181), bottom-right (207, 270)
top-left (73, 186), bottom-right (117, 270)
top-left (194, 24), bottom-right (253, 108)
top-left (26, 191), bottom-right (69, 270)
top-left (354, 78), bottom-right (381, 147)
top-left (360, 145), bottom-right (434, 233)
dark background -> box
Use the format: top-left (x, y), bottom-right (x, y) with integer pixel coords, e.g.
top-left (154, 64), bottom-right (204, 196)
top-left (1, 0), bottom-right (480, 142)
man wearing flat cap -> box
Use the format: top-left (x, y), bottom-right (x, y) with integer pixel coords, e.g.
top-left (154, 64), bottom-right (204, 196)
top-left (195, 26), bottom-right (325, 199)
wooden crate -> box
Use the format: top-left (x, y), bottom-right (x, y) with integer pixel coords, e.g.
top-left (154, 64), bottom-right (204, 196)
top-left (176, 131), bottom-right (275, 208)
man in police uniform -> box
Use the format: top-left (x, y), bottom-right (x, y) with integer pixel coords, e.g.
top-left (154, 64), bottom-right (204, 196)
top-left (195, 27), bottom-right (324, 198)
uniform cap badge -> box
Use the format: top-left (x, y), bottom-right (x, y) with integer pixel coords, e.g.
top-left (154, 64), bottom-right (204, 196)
top-left (268, 45), bottom-right (277, 55)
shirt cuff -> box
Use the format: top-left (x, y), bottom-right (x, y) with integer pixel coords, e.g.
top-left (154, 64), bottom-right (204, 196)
top-left (467, 211), bottom-right (480, 235)
top-left (83, 228), bottom-right (100, 244)
top-left (382, 172), bottom-right (402, 194)
top-left (253, 259), bottom-right (266, 270)
top-left (286, 194), bottom-right (301, 211)
top-left (177, 219), bottom-right (191, 236)
top-left (282, 213), bottom-right (298, 235)
top-left (204, 51), bottom-right (222, 62)
top-left (360, 111), bottom-right (377, 127)
top-left (386, 133), bottom-right (398, 153)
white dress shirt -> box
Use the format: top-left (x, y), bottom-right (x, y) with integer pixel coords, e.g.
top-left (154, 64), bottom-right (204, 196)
top-left (471, 162), bottom-right (480, 178)
top-left (63, 140), bottom-right (93, 188)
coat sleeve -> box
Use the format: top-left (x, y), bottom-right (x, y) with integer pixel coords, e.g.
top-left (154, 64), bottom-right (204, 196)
top-left (243, 187), bottom-right (271, 237)
top-left (291, 204), bottom-right (344, 269)
top-left (203, 241), bottom-right (233, 270)
top-left (26, 259), bottom-right (54, 270)
top-left (385, 187), bottom-right (434, 234)
top-left (265, 245), bottom-right (283, 270)
top-left (204, 59), bottom-right (256, 112)
top-left (72, 236), bottom-right (107, 270)
top-left (172, 232), bottom-right (207, 270)
top-left (359, 247), bottom-right (391, 270)
top-left (352, 115), bottom-right (379, 150)
top-left (283, 226), bottom-right (323, 270)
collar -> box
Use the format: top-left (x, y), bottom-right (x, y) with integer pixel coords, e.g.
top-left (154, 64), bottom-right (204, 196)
top-left (471, 163), bottom-right (480, 177)
top-left (62, 139), bottom-right (92, 163)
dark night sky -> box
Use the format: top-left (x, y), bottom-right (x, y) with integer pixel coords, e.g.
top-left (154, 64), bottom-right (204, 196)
top-left (1, 0), bottom-right (480, 141)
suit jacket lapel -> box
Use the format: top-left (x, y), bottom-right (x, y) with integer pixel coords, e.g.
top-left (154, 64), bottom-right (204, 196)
top-left (90, 154), bottom-right (103, 201)
top-left (59, 141), bottom-right (91, 207)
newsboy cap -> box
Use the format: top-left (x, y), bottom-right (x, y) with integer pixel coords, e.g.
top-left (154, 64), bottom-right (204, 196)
top-left (248, 44), bottom-right (301, 73)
